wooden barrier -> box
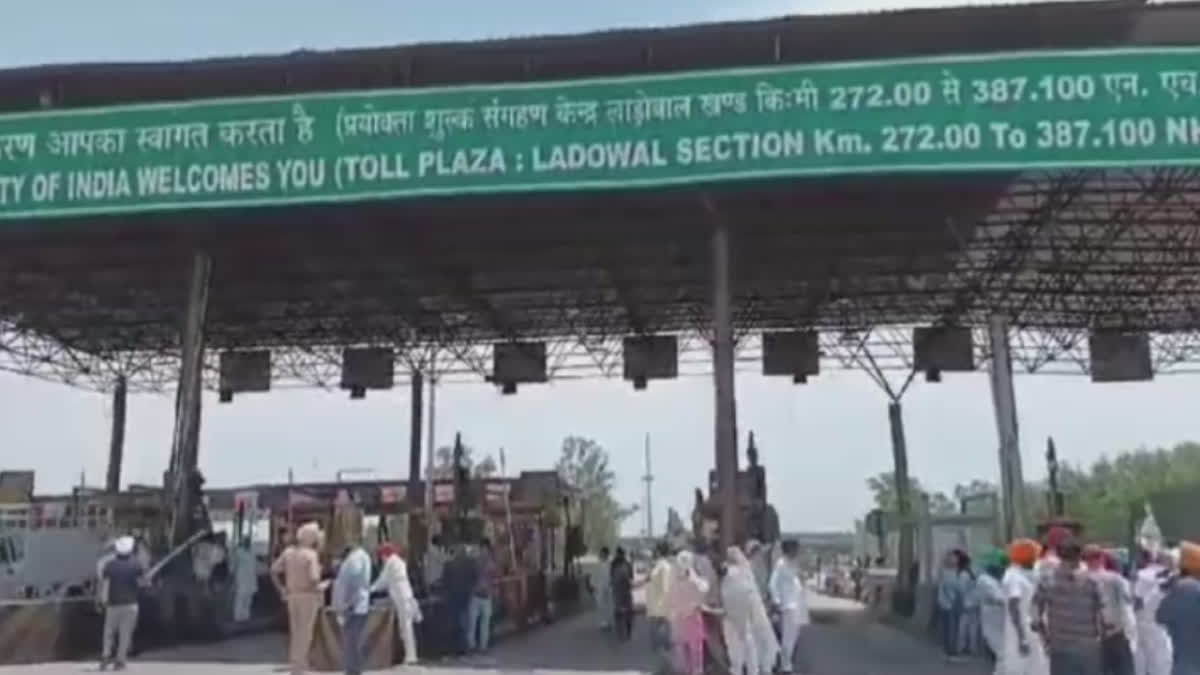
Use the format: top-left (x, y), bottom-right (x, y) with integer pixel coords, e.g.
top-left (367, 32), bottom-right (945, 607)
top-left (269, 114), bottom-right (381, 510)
top-left (309, 606), bottom-right (396, 672)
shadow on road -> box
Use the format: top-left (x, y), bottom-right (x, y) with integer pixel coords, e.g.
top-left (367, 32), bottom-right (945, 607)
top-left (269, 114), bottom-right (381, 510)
top-left (137, 631), bottom-right (286, 665)
top-left (425, 613), bottom-right (654, 673)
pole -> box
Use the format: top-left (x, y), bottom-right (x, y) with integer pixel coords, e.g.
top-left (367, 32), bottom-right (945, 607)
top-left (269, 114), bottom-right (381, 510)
top-left (409, 370), bottom-right (424, 488)
top-left (643, 433), bottom-right (654, 539)
top-left (1046, 437), bottom-right (1065, 518)
top-left (105, 375), bottom-right (127, 493)
top-left (423, 365), bottom-right (438, 543)
top-left (988, 315), bottom-right (1028, 541)
top-left (498, 452), bottom-right (519, 590)
top-left (287, 467), bottom-right (295, 533)
top-left (888, 402), bottom-right (914, 597)
top-left (168, 251), bottom-right (212, 548)
top-left (711, 221), bottom-right (739, 549)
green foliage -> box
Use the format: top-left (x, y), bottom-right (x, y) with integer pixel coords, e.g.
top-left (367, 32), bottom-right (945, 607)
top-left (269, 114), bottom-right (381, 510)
top-left (866, 471), bottom-right (959, 516)
top-left (865, 442), bottom-right (1200, 545)
top-left (473, 454), bottom-right (498, 478)
top-left (666, 507), bottom-right (687, 538)
top-left (431, 443), bottom-right (498, 479)
top-left (556, 435), bottom-right (634, 552)
top-left (954, 479), bottom-right (999, 502)
top-left (1053, 441), bottom-right (1200, 543)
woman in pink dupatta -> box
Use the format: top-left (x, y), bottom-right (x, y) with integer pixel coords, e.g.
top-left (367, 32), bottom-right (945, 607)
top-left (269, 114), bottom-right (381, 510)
top-left (668, 550), bottom-right (710, 675)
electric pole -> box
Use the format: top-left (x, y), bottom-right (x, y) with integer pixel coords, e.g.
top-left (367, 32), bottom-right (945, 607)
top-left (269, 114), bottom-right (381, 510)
top-left (643, 433), bottom-right (654, 540)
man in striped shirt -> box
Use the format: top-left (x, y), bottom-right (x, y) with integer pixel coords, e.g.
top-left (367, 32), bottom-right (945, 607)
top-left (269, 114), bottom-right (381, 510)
top-left (1032, 539), bottom-right (1105, 675)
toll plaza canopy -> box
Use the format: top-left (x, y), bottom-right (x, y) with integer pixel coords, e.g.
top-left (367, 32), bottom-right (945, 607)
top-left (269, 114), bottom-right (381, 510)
top-left (2, 0), bottom-right (1200, 392)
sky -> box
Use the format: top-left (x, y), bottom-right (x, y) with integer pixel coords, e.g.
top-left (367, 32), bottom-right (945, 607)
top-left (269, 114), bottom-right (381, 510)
top-left (1, 0), bottom-right (1197, 534)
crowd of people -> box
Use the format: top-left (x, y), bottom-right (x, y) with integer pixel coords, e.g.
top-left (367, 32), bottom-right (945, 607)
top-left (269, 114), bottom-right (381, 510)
top-left (931, 525), bottom-right (1200, 675)
top-left (91, 521), bottom-right (509, 675)
top-left (92, 519), bottom-right (1200, 675)
top-left (268, 524), bottom-right (498, 675)
top-left (588, 537), bottom-right (812, 675)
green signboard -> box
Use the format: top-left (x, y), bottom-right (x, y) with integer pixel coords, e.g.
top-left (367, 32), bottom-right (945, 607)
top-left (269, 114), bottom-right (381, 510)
top-left (2, 47), bottom-right (1200, 221)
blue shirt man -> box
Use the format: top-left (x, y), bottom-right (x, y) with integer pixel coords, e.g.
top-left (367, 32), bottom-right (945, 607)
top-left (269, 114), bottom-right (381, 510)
top-left (333, 545), bottom-right (372, 675)
top-left (1157, 575), bottom-right (1200, 675)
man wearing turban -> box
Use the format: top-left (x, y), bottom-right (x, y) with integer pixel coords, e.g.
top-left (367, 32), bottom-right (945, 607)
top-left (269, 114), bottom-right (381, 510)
top-left (371, 544), bottom-right (420, 664)
top-left (271, 522), bottom-right (326, 675)
top-left (1033, 539), bottom-right (1104, 674)
top-left (998, 539), bottom-right (1049, 675)
top-left (1155, 541), bottom-right (1200, 675)
top-left (976, 549), bottom-right (1010, 665)
top-left (1034, 526), bottom-right (1072, 582)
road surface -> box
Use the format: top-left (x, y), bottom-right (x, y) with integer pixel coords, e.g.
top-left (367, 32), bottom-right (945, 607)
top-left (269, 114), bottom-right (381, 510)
top-left (0, 593), bottom-right (986, 674)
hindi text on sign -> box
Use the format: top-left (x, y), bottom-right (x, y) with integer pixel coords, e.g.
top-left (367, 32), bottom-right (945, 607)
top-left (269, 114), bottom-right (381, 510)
top-left (3, 48), bottom-right (1200, 220)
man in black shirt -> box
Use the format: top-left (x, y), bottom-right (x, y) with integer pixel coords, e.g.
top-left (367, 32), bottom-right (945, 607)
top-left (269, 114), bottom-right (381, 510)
top-left (100, 536), bottom-right (145, 670)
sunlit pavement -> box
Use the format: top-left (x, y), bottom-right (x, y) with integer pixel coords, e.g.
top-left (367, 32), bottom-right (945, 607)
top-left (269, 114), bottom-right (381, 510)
top-left (0, 593), bottom-right (987, 674)
top-left (801, 594), bottom-right (988, 675)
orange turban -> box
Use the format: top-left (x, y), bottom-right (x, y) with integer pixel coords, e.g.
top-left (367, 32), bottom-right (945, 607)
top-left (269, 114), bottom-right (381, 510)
top-left (1180, 541), bottom-right (1200, 575)
top-left (1009, 538), bottom-right (1041, 567)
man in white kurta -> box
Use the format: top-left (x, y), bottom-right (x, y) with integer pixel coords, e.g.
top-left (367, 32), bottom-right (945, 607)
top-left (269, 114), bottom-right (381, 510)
top-left (1134, 553), bottom-right (1173, 675)
top-left (976, 550), bottom-right (1009, 665)
top-left (591, 547), bottom-right (612, 629)
top-left (999, 554), bottom-right (1049, 675)
top-left (746, 540), bottom-right (772, 603)
top-left (769, 540), bottom-right (808, 675)
top-left (232, 537), bottom-right (259, 622)
top-left (372, 544), bottom-right (420, 664)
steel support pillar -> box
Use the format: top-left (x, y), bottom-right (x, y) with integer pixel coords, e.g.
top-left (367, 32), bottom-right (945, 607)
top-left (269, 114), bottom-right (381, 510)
top-left (888, 401), bottom-right (914, 596)
top-left (987, 315), bottom-right (1028, 541)
top-left (168, 252), bottom-right (213, 548)
top-left (423, 367), bottom-right (438, 538)
top-left (105, 374), bottom-right (127, 493)
top-left (409, 369), bottom-right (424, 488)
top-left (711, 222), bottom-right (739, 549)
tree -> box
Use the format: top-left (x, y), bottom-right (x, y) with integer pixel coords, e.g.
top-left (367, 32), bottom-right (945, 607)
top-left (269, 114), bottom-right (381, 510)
top-left (430, 443), bottom-right (500, 479)
top-left (954, 480), bottom-right (998, 502)
top-left (867, 441), bottom-right (1200, 544)
top-left (1051, 441), bottom-right (1200, 542)
top-left (866, 471), bottom-right (957, 516)
top-left (927, 492), bottom-right (959, 515)
top-left (556, 435), bottom-right (634, 552)
top-left (473, 454), bottom-right (498, 478)
top-left (666, 507), bottom-right (687, 539)
top-left (430, 444), bottom-right (473, 479)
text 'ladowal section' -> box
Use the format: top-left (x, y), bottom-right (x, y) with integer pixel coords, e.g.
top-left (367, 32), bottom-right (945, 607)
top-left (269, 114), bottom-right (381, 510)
top-left (2, 48), bottom-right (1200, 220)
